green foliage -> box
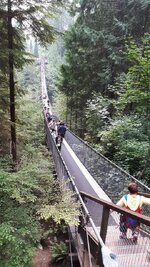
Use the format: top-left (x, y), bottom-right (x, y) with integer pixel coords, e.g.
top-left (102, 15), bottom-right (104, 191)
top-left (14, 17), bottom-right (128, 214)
top-left (0, 85), bottom-right (79, 266)
top-left (55, 3), bottom-right (150, 182)
top-left (53, 90), bottom-right (67, 122)
top-left (0, 171), bottom-right (40, 267)
top-left (85, 94), bottom-right (117, 142)
top-left (57, 0), bottom-right (150, 136)
top-left (17, 95), bottom-right (44, 151)
top-left (114, 140), bottom-right (148, 174)
top-left (122, 34), bottom-right (150, 115)
top-left (99, 116), bottom-right (149, 178)
top-left (0, 0), bottom-right (66, 160)
top-left (38, 184), bottom-right (80, 225)
top-left (117, 34), bottom-right (150, 181)
top-left (51, 241), bottom-right (68, 263)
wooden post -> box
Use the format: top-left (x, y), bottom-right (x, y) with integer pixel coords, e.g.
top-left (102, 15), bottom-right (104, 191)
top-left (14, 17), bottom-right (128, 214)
top-left (97, 205), bottom-right (110, 266)
top-left (100, 205), bottom-right (110, 243)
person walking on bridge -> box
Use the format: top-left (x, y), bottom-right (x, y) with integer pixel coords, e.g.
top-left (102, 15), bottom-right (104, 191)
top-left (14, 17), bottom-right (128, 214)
top-left (55, 122), bottom-right (67, 148)
top-left (117, 182), bottom-right (150, 243)
top-left (57, 122), bottom-right (67, 140)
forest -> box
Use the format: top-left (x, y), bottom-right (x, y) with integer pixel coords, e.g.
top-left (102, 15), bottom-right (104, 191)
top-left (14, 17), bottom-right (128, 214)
top-left (0, 0), bottom-right (150, 266)
top-left (56, 0), bottom-right (150, 184)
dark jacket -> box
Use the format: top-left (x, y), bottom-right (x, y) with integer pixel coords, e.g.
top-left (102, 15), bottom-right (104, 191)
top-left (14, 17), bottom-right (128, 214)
top-left (58, 125), bottom-right (66, 136)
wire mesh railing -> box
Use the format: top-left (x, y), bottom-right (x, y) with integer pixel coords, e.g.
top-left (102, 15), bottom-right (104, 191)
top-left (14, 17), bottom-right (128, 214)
top-left (41, 58), bottom-right (150, 267)
top-left (81, 191), bottom-right (150, 267)
top-left (44, 118), bottom-right (109, 267)
top-left (45, 117), bottom-right (133, 267)
top-left (65, 129), bottom-right (150, 216)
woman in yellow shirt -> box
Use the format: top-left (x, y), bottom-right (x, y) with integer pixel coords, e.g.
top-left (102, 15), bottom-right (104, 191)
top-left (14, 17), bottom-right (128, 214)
top-left (117, 182), bottom-right (150, 242)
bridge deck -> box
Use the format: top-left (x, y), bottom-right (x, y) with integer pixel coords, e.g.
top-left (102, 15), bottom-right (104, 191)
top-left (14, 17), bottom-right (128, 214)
top-left (41, 60), bottom-right (150, 267)
top-left (87, 226), bottom-right (150, 267)
top-left (61, 140), bottom-right (150, 267)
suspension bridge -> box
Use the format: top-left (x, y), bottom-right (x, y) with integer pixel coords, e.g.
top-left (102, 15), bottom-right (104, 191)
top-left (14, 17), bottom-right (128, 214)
top-left (40, 58), bottom-right (150, 267)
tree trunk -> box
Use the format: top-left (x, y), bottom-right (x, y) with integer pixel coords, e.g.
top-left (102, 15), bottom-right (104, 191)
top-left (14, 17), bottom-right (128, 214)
top-left (66, 93), bottom-right (68, 125)
top-left (7, 0), bottom-right (17, 162)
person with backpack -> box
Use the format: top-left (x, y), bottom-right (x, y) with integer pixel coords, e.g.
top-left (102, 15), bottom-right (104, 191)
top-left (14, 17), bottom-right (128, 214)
top-left (55, 122), bottom-right (67, 147)
top-left (117, 182), bottom-right (150, 243)
top-left (57, 122), bottom-right (66, 140)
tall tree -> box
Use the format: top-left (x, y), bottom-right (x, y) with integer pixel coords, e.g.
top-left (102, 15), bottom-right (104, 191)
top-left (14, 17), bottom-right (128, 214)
top-left (121, 34), bottom-right (150, 179)
top-left (7, 0), bottom-right (16, 161)
top-left (58, 0), bottom-right (150, 134)
top-left (0, 0), bottom-right (61, 163)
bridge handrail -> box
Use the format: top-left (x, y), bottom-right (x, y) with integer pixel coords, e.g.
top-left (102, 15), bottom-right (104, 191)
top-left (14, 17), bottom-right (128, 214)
top-left (41, 59), bottom-right (150, 267)
top-left (44, 118), bottom-right (105, 248)
top-left (66, 129), bottom-right (150, 191)
top-left (80, 191), bottom-right (150, 227)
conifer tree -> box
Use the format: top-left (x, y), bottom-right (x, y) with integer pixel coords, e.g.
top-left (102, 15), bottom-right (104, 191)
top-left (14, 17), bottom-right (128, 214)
top-left (0, 0), bottom-right (61, 163)
top-left (58, 0), bottom-right (150, 135)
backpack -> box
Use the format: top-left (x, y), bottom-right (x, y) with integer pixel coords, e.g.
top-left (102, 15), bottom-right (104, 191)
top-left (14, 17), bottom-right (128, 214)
top-left (121, 194), bottom-right (141, 228)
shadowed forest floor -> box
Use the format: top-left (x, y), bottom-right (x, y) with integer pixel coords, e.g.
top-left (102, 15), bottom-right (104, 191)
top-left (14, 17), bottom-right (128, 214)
top-left (33, 248), bottom-right (51, 267)
top-left (33, 248), bottom-right (62, 267)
